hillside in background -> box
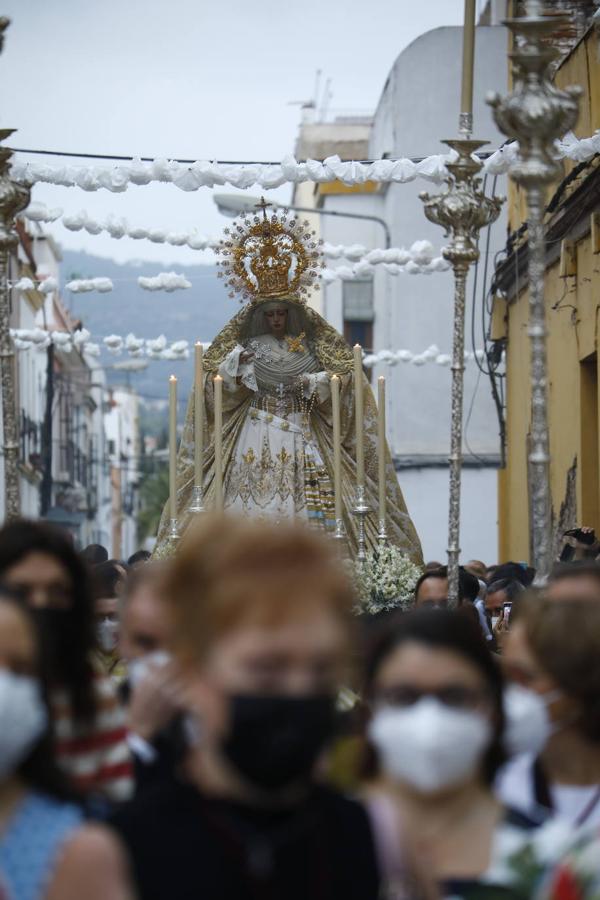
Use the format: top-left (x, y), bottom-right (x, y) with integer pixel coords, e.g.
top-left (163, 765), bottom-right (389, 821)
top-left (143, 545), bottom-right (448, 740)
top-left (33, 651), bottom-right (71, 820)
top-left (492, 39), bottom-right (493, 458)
top-left (61, 250), bottom-right (240, 405)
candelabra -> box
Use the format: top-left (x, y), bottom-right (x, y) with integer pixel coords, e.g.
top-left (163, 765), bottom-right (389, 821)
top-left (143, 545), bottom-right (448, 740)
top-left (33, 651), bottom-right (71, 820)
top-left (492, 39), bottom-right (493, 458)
top-left (167, 517), bottom-right (180, 543)
top-left (187, 484), bottom-right (205, 514)
top-left (352, 486), bottom-right (370, 563)
top-left (377, 518), bottom-right (389, 546)
top-left (488, 0), bottom-right (580, 578)
top-left (0, 20), bottom-right (31, 520)
top-left (421, 141), bottom-right (503, 606)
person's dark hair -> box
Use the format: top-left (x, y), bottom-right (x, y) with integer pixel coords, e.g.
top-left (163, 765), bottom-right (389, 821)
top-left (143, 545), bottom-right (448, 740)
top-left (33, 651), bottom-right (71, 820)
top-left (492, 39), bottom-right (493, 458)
top-left (80, 543), bottom-right (108, 565)
top-left (0, 519), bottom-right (95, 724)
top-left (364, 608), bottom-right (505, 784)
top-left (127, 549), bottom-right (151, 567)
top-left (549, 560), bottom-right (600, 584)
top-left (486, 577), bottom-right (525, 602)
top-left (0, 587), bottom-right (74, 801)
top-left (491, 562), bottom-right (535, 587)
top-left (91, 560), bottom-right (124, 601)
top-left (414, 565), bottom-right (480, 604)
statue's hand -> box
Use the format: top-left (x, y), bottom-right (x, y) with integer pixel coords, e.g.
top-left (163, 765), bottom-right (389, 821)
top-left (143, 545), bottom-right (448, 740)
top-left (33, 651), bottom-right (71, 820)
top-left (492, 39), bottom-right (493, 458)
top-left (239, 350), bottom-right (255, 364)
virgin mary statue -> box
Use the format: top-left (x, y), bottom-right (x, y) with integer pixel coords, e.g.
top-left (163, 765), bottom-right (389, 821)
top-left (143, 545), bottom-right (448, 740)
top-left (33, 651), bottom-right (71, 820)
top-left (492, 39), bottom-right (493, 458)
top-left (154, 200), bottom-right (422, 562)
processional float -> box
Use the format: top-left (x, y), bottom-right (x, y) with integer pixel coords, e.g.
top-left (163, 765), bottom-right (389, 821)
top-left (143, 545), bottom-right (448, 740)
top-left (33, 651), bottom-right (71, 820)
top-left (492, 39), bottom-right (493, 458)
top-left (165, 200), bottom-right (394, 563)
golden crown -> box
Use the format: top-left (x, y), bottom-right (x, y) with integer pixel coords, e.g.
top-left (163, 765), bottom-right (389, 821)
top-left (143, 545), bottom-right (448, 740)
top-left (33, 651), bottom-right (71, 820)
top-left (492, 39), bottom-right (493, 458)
top-left (215, 198), bottom-right (323, 304)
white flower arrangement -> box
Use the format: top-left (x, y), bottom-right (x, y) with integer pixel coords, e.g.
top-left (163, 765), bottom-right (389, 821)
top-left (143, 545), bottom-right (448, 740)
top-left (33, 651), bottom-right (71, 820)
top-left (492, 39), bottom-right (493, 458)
top-left (353, 545), bottom-right (423, 615)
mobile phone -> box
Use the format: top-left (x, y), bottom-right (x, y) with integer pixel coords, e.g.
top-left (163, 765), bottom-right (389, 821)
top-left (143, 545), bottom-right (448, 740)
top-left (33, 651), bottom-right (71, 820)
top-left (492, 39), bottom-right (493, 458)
top-left (559, 543), bottom-right (576, 562)
top-left (503, 601), bottom-right (512, 625)
top-left (564, 528), bottom-right (596, 545)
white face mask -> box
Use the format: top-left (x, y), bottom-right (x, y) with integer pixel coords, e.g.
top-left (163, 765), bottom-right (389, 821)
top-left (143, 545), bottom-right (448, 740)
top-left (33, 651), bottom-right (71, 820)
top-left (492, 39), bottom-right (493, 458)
top-left (128, 650), bottom-right (171, 688)
top-left (502, 683), bottom-right (552, 757)
top-left (369, 698), bottom-right (492, 794)
top-left (96, 617), bottom-right (119, 653)
top-left (491, 616), bottom-right (501, 630)
top-left (0, 669), bottom-right (48, 778)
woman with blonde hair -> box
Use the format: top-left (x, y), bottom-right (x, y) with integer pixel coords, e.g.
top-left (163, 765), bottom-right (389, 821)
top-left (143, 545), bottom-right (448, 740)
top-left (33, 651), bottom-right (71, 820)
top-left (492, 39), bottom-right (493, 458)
top-left (112, 515), bottom-right (398, 900)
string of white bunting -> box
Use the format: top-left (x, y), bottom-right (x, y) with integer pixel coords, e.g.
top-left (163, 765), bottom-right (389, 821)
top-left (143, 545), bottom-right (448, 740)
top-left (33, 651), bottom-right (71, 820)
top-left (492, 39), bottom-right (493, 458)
top-left (21, 204), bottom-right (450, 274)
top-left (11, 131), bottom-right (599, 193)
top-left (10, 327), bottom-right (192, 360)
top-left (362, 345), bottom-right (486, 368)
top-left (13, 256), bottom-right (449, 297)
top-left (10, 327), bottom-right (487, 371)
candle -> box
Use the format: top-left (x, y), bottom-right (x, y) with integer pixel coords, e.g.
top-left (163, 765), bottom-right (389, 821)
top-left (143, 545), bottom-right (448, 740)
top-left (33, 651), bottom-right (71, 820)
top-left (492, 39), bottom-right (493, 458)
top-left (194, 342), bottom-right (204, 489)
top-left (169, 375), bottom-right (177, 522)
top-left (353, 345), bottom-right (365, 488)
top-left (460, 0), bottom-right (476, 123)
top-left (331, 375), bottom-right (342, 523)
top-left (378, 376), bottom-right (386, 526)
top-left (213, 375), bottom-right (223, 512)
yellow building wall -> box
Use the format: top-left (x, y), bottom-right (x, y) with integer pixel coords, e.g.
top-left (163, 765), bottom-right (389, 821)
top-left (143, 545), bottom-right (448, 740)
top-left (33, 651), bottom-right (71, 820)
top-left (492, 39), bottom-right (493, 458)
top-left (499, 27), bottom-right (600, 561)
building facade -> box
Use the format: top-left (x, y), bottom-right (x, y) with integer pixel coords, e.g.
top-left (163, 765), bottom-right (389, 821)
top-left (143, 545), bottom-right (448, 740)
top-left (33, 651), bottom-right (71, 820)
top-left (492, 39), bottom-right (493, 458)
top-left (1, 218), bottom-right (138, 553)
top-left (491, 16), bottom-right (600, 560)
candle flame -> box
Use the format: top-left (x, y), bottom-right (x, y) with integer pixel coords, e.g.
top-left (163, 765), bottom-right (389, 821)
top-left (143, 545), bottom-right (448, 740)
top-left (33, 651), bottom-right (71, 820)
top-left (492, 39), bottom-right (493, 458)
top-left (214, 374), bottom-right (223, 382)
top-left (169, 375), bottom-right (177, 382)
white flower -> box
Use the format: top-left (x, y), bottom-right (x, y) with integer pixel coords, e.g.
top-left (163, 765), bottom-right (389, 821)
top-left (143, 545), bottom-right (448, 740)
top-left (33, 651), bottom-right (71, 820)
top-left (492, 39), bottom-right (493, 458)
top-left (353, 546), bottom-right (423, 614)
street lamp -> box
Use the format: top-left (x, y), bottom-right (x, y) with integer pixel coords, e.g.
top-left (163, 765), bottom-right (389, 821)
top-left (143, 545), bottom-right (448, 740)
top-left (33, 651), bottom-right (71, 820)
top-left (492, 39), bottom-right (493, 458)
top-left (213, 192), bottom-right (391, 249)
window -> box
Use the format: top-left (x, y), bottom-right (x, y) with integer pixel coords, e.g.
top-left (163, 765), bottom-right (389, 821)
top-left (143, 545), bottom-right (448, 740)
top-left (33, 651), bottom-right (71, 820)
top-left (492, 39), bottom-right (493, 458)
top-left (343, 279), bottom-right (374, 349)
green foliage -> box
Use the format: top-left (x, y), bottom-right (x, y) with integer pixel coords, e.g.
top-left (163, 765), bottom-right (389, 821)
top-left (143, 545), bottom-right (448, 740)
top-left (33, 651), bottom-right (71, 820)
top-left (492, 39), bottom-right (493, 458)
top-left (137, 464), bottom-right (169, 544)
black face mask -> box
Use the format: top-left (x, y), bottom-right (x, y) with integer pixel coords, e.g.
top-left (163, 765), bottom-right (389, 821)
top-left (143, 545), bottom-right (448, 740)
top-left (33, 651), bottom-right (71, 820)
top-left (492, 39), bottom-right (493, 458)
top-left (222, 694), bottom-right (336, 792)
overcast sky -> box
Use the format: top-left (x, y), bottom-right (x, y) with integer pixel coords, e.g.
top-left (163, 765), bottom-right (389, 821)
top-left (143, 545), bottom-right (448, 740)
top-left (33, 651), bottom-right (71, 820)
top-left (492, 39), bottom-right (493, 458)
top-left (2, 0), bottom-right (467, 265)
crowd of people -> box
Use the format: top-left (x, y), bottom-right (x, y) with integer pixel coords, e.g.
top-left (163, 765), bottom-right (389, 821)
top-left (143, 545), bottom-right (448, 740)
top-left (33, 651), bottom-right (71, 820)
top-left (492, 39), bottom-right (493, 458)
top-left (1, 517), bottom-right (600, 899)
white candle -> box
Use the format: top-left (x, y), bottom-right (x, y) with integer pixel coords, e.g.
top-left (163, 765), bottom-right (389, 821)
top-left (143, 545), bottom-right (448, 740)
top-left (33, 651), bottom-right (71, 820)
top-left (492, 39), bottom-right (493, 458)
top-left (353, 344), bottom-right (365, 488)
top-left (331, 375), bottom-right (342, 523)
top-left (169, 375), bottom-right (177, 521)
top-left (460, 0), bottom-right (476, 121)
top-left (378, 376), bottom-right (386, 525)
top-left (194, 342), bottom-right (204, 489)
top-left (213, 375), bottom-right (223, 512)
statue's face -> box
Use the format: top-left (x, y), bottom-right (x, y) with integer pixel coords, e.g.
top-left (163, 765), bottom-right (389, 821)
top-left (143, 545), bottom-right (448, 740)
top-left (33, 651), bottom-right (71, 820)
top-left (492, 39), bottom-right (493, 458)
top-left (264, 306), bottom-right (288, 337)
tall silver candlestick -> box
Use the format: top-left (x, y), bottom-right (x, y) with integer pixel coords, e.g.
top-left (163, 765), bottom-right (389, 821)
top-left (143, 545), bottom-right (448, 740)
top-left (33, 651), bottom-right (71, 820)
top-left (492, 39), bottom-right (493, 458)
top-left (421, 141), bottom-right (503, 606)
top-left (488, 0), bottom-right (580, 577)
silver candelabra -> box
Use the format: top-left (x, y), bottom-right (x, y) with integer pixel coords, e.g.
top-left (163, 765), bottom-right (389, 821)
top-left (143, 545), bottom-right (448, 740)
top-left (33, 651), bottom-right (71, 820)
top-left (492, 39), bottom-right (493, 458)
top-left (488, 0), bottom-right (580, 577)
top-left (352, 485), bottom-right (370, 563)
top-left (187, 484), bottom-right (205, 515)
top-left (421, 140), bottom-right (503, 606)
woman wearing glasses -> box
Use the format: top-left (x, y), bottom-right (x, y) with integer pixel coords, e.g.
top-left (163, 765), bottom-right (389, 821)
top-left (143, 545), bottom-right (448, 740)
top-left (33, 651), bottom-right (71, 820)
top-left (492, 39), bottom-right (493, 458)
top-left (361, 608), bottom-right (545, 900)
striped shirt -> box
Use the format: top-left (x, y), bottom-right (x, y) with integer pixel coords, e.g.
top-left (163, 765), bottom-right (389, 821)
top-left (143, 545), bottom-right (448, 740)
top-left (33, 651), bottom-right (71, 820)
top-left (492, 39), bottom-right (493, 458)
top-left (51, 664), bottom-right (133, 803)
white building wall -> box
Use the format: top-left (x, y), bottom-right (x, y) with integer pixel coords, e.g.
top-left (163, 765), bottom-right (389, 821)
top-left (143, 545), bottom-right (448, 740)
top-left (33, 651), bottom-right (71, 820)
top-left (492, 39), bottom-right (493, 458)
top-left (368, 25), bottom-right (507, 458)
top-left (104, 387), bottom-right (140, 559)
top-left (318, 25), bottom-right (507, 563)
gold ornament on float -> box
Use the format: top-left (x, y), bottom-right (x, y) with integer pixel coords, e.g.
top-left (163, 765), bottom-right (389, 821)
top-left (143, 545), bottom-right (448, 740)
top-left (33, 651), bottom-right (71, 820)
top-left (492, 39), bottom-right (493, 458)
top-left (214, 197), bottom-right (323, 304)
